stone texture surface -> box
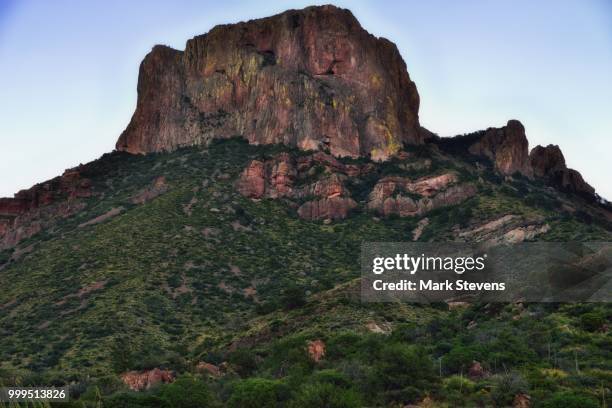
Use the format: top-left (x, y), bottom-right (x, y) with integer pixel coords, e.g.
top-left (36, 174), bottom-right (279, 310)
top-left (0, 168), bottom-right (93, 249)
top-left (307, 339), bottom-right (326, 362)
top-left (366, 173), bottom-right (477, 217)
top-left (468, 120), bottom-right (532, 177)
top-left (297, 196), bottom-right (357, 221)
top-left (236, 151), bottom-right (365, 220)
top-left (120, 368), bottom-right (175, 391)
top-left (116, 5), bottom-right (421, 159)
top-left (529, 144), bottom-right (595, 196)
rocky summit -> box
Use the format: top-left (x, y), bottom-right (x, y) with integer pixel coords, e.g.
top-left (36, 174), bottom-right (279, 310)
top-left (116, 5), bottom-right (421, 160)
top-left (116, 5), bottom-right (595, 196)
top-left (0, 5), bottom-right (605, 251)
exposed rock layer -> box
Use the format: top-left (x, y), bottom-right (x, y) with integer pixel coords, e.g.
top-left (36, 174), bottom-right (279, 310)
top-left (116, 5), bottom-right (421, 160)
top-left (237, 152), bottom-right (478, 220)
top-left (0, 169), bottom-right (93, 249)
top-left (236, 151), bottom-right (365, 220)
top-left (120, 368), bottom-right (175, 391)
top-left (529, 144), bottom-right (594, 196)
top-left (467, 120), bottom-right (532, 177)
top-left (366, 173), bottom-right (477, 217)
top-left (437, 121), bottom-right (595, 198)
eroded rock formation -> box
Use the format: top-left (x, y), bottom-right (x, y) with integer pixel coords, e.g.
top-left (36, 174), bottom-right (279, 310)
top-left (529, 144), bottom-right (594, 196)
top-left (467, 120), bottom-right (532, 177)
top-left (116, 5), bottom-right (421, 160)
top-left (0, 169), bottom-right (93, 249)
top-left (120, 368), bottom-right (175, 391)
top-left (236, 151), bottom-right (363, 220)
top-left (366, 173), bottom-right (477, 217)
top-left (438, 121), bottom-right (596, 199)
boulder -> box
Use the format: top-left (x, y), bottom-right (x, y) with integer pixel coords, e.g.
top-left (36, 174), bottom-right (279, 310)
top-left (120, 368), bottom-right (175, 391)
top-left (468, 120), bottom-right (532, 177)
top-left (307, 339), bottom-right (326, 362)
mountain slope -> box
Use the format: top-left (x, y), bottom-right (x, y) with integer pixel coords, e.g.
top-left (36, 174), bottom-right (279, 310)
top-left (0, 138), bottom-right (610, 406)
top-left (0, 5), bottom-right (610, 407)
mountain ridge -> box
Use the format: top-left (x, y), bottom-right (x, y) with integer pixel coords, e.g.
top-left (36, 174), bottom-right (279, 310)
top-left (0, 6), bottom-right (611, 404)
top-left (0, 5), bottom-right (606, 251)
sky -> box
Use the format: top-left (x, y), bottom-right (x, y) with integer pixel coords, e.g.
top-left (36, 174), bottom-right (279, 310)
top-left (0, 0), bottom-right (611, 198)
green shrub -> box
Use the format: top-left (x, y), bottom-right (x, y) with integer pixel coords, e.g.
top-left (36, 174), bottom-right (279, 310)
top-left (228, 378), bottom-right (288, 408)
top-left (376, 344), bottom-right (435, 391)
top-left (541, 391), bottom-right (599, 408)
top-left (489, 372), bottom-right (528, 407)
top-left (280, 285), bottom-right (307, 310)
top-left (442, 345), bottom-right (478, 374)
top-left (311, 369), bottom-right (351, 388)
top-left (580, 311), bottom-right (605, 332)
top-left (157, 376), bottom-right (218, 408)
top-left (104, 391), bottom-right (164, 407)
top-left (228, 349), bottom-right (259, 377)
top-left (289, 382), bottom-right (362, 408)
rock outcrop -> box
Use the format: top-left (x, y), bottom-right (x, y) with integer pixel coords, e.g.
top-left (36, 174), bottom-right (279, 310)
top-left (297, 197), bottom-right (357, 221)
top-left (236, 152), bottom-right (480, 221)
top-left (467, 120), bottom-right (532, 177)
top-left (236, 151), bottom-right (363, 220)
top-left (116, 5), bottom-right (421, 160)
top-left (120, 368), bottom-right (175, 391)
top-left (438, 121), bottom-right (596, 199)
top-left (307, 339), bottom-right (326, 362)
top-left (0, 169), bottom-right (93, 249)
top-left (529, 144), bottom-right (595, 196)
top-left (366, 173), bottom-right (477, 217)
top-left (457, 214), bottom-right (550, 243)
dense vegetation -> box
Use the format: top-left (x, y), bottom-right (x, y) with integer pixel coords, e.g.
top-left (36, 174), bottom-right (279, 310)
top-left (0, 138), bottom-right (610, 407)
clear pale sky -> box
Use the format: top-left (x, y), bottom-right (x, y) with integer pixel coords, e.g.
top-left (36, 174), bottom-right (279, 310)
top-left (1, 0), bottom-right (610, 198)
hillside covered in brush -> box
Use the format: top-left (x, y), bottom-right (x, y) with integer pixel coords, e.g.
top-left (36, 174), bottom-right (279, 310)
top-left (0, 5), bottom-right (610, 408)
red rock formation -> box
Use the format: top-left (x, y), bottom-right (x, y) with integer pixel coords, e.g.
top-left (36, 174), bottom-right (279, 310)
top-left (529, 144), bottom-right (595, 196)
top-left (120, 368), bottom-right (175, 391)
top-left (307, 339), bottom-right (326, 362)
top-left (468, 120), bottom-right (532, 177)
top-left (131, 176), bottom-right (169, 204)
top-left (366, 173), bottom-right (476, 217)
top-left (236, 151), bottom-right (367, 201)
top-left (196, 362), bottom-right (222, 377)
top-left (236, 160), bottom-right (266, 198)
top-left (116, 5), bottom-right (421, 159)
top-left (0, 169), bottom-right (93, 249)
top-left (236, 154), bottom-right (296, 199)
top-left (513, 393), bottom-right (532, 408)
top-left (297, 197), bottom-right (357, 221)
top-left (529, 144), bottom-right (566, 178)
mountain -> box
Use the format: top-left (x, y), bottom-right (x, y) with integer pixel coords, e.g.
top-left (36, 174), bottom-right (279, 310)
top-left (116, 5), bottom-right (421, 160)
top-left (0, 5), bottom-right (610, 408)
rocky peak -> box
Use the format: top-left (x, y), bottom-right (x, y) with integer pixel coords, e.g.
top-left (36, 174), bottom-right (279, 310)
top-left (116, 5), bottom-right (421, 159)
top-left (467, 120), bottom-right (532, 177)
top-left (529, 144), bottom-right (566, 177)
top-left (529, 144), bottom-right (594, 197)
top-left (436, 120), bottom-right (597, 199)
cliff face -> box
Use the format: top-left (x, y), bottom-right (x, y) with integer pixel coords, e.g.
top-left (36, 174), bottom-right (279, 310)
top-left (116, 5), bottom-right (421, 160)
top-left (467, 120), bottom-right (532, 177)
top-left (529, 145), bottom-right (595, 196)
top-left (0, 5), bottom-right (604, 251)
top-left (0, 169), bottom-right (93, 249)
top-left (436, 121), bottom-right (595, 197)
